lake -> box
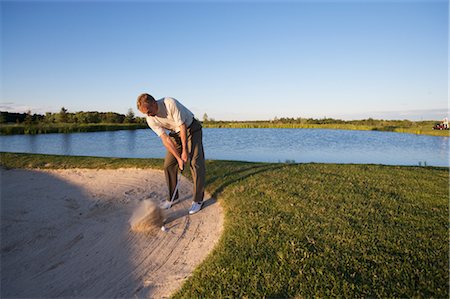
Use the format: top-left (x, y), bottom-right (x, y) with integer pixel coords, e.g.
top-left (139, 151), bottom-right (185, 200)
top-left (0, 128), bottom-right (448, 167)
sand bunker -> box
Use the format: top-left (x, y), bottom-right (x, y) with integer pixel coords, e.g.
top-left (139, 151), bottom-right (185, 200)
top-left (1, 168), bottom-right (223, 298)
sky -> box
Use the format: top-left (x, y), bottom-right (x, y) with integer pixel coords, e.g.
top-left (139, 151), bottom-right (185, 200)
top-left (1, 0), bottom-right (448, 121)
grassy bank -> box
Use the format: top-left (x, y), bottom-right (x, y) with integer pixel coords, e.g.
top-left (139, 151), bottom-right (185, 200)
top-left (1, 153), bottom-right (448, 297)
top-left (203, 121), bottom-right (449, 137)
top-left (0, 123), bottom-right (147, 135)
top-left (0, 152), bottom-right (163, 169)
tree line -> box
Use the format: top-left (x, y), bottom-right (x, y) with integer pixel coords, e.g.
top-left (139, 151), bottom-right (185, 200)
top-left (268, 116), bottom-right (418, 127)
top-left (1, 109), bottom-right (437, 128)
top-left (203, 116), bottom-right (423, 128)
top-left (0, 108), bottom-right (146, 125)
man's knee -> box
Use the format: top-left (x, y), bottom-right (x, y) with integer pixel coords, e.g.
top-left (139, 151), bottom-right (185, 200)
top-left (164, 156), bottom-right (178, 169)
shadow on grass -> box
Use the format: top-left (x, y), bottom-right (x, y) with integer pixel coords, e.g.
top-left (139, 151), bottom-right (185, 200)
top-left (205, 161), bottom-right (287, 199)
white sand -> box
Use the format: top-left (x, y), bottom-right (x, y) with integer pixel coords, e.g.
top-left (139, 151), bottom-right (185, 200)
top-left (1, 168), bottom-right (223, 298)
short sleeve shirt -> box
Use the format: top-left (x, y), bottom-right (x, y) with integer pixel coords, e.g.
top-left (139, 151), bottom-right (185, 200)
top-left (145, 97), bottom-right (194, 137)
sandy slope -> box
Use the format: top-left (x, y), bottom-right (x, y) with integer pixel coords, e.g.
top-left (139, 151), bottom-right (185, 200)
top-left (1, 168), bottom-right (223, 298)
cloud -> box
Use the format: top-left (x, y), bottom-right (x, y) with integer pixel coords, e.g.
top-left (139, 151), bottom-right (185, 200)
top-left (0, 102), bottom-right (32, 113)
top-left (0, 102), bottom-right (56, 114)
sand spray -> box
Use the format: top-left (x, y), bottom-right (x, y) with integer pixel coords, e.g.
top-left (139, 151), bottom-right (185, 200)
top-left (129, 199), bottom-right (166, 232)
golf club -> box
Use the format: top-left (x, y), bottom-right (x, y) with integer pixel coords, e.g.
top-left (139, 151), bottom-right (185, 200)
top-left (167, 167), bottom-right (183, 209)
top-left (161, 165), bottom-right (184, 231)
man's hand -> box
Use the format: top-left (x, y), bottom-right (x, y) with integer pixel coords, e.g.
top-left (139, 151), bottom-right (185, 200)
top-left (181, 151), bottom-right (188, 164)
top-left (177, 158), bottom-right (184, 171)
top-left (179, 151), bottom-right (187, 171)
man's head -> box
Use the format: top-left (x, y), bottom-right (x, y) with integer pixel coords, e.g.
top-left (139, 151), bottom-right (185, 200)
top-left (137, 93), bottom-right (158, 116)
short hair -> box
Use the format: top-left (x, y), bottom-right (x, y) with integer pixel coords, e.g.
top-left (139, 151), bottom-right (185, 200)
top-left (136, 93), bottom-right (155, 111)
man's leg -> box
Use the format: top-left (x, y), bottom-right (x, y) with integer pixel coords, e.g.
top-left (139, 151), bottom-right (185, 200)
top-left (188, 127), bottom-right (206, 204)
top-left (164, 150), bottom-right (179, 201)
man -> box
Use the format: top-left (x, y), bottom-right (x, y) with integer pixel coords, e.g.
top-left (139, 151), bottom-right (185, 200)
top-left (137, 93), bottom-right (205, 215)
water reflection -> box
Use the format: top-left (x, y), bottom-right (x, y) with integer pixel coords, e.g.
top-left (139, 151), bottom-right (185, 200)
top-left (28, 135), bottom-right (38, 153)
top-left (105, 131), bottom-right (116, 155)
top-left (62, 134), bottom-right (72, 155)
top-left (127, 130), bottom-right (137, 153)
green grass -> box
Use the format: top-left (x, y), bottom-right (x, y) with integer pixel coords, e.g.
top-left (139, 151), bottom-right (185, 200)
top-left (203, 122), bottom-right (450, 137)
top-left (1, 153), bottom-right (448, 297)
top-left (0, 152), bottom-right (163, 169)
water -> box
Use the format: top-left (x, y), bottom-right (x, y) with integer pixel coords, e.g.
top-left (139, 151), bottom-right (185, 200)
top-left (0, 128), bottom-right (448, 166)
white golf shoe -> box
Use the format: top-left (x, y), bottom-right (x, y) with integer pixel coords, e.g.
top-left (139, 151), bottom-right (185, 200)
top-left (189, 201), bottom-right (203, 215)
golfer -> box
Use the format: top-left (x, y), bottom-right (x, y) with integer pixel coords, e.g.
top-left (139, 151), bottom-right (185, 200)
top-left (137, 93), bottom-right (205, 215)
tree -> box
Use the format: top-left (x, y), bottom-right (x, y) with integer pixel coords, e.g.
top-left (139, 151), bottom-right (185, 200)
top-left (103, 112), bottom-right (125, 123)
top-left (135, 116), bottom-right (146, 124)
top-left (124, 108), bottom-right (135, 123)
top-left (57, 107), bottom-right (68, 123)
top-left (0, 112), bottom-right (6, 124)
top-left (74, 112), bottom-right (89, 124)
top-left (203, 113), bottom-right (209, 123)
top-left (87, 112), bottom-right (101, 123)
top-left (44, 112), bottom-right (56, 123)
top-left (24, 110), bottom-right (33, 125)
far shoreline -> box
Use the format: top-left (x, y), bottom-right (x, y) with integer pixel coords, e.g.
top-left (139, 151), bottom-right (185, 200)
top-left (0, 121), bottom-right (449, 137)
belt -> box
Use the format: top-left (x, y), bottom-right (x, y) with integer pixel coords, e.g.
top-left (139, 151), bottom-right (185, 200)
top-left (169, 118), bottom-right (201, 138)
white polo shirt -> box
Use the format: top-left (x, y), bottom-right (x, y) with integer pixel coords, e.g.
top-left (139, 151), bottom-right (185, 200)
top-left (145, 97), bottom-right (194, 137)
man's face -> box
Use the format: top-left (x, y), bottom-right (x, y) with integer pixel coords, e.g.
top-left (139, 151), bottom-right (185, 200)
top-left (140, 101), bottom-right (158, 116)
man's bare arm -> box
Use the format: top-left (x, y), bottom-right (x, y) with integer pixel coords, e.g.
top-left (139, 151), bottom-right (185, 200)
top-left (161, 133), bottom-right (184, 170)
top-left (179, 123), bottom-right (188, 163)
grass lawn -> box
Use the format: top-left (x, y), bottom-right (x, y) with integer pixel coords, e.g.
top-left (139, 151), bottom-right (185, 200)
top-left (1, 153), bottom-right (448, 297)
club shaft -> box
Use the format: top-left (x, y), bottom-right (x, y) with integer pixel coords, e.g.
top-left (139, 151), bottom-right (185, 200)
top-left (169, 171), bottom-right (181, 203)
